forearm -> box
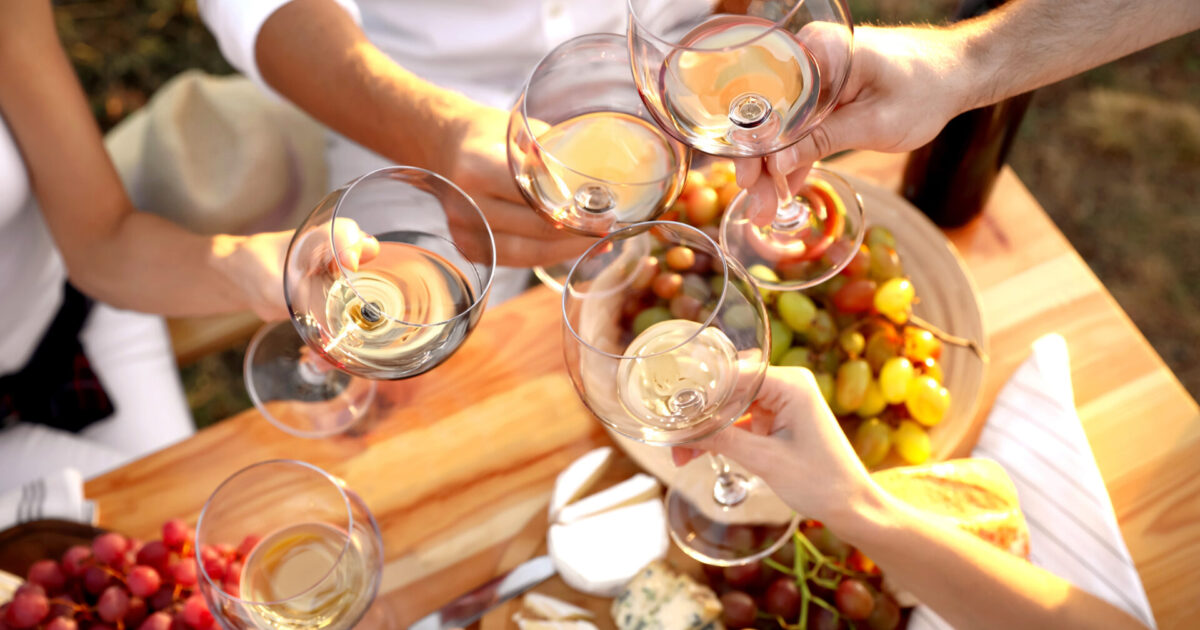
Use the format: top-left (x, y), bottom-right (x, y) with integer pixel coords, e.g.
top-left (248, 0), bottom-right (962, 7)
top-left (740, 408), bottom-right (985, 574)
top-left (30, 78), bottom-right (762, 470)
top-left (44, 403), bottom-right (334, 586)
top-left (0, 1), bottom-right (265, 317)
top-left (953, 0), bottom-right (1200, 109)
top-left (829, 486), bottom-right (1146, 630)
top-left (255, 0), bottom-right (476, 175)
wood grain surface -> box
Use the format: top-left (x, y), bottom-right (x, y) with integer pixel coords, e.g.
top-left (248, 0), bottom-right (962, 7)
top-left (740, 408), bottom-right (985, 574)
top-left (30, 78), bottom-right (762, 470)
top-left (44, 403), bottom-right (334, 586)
top-left (86, 151), bottom-right (1200, 629)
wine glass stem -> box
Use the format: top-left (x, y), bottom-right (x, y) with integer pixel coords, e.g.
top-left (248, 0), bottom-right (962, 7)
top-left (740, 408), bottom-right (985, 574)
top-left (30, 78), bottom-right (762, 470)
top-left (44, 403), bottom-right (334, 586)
top-left (708, 453), bottom-right (749, 507)
top-left (297, 350), bottom-right (337, 385)
top-left (772, 167), bottom-right (810, 232)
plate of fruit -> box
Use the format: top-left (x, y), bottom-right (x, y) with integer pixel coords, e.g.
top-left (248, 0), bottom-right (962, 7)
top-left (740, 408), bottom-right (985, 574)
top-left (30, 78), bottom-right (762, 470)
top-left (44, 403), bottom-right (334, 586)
top-left (616, 158), bottom-right (987, 470)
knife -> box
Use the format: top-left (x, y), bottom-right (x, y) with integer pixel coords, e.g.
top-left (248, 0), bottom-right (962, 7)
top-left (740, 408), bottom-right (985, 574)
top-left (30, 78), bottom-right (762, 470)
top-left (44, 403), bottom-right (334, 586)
top-left (408, 555), bottom-right (557, 629)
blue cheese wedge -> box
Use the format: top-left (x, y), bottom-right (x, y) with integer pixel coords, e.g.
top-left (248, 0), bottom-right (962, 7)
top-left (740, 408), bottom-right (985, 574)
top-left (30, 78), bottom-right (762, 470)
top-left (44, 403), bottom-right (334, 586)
top-left (611, 561), bottom-right (724, 630)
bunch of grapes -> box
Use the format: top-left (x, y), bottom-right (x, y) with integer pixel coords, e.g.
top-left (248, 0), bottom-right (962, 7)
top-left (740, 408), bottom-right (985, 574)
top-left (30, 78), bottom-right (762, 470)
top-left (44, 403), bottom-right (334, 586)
top-left (0, 519), bottom-right (257, 630)
top-left (704, 521), bottom-right (903, 630)
top-left (656, 162), bottom-right (951, 467)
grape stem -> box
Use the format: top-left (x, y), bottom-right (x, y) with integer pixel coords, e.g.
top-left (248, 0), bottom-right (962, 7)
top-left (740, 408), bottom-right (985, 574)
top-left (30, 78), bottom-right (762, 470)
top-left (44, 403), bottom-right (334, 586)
top-left (909, 313), bottom-right (988, 362)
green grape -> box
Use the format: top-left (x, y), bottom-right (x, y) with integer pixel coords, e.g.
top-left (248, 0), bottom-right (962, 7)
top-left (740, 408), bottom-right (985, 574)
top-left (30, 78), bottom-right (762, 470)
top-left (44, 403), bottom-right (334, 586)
top-left (769, 317), bottom-right (793, 365)
top-left (839, 329), bottom-right (866, 358)
top-left (632, 306), bottom-right (672, 335)
top-left (835, 359), bottom-right (871, 413)
top-left (722, 303), bottom-right (757, 330)
top-left (864, 329), bottom-right (901, 373)
top-left (865, 225), bottom-right (896, 250)
top-left (776, 291), bottom-right (817, 333)
top-left (857, 379), bottom-right (887, 418)
top-left (879, 357), bottom-right (915, 404)
top-left (893, 420), bottom-right (931, 464)
top-left (709, 274), bottom-right (726, 297)
top-left (779, 347), bottom-right (814, 369)
top-left (868, 243), bottom-right (903, 282)
top-left (748, 264), bottom-right (780, 304)
top-left (814, 372), bottom-right (835, 406)
top-left (904, 327), bottom-right (943, 361)
top-left (920, 357), bottom-right (944, 384)
top-left (816, 350), bottom-right (841, 375)
top-left (906, 375), bottom-right (950, 426)
top-left (874, 277), bottom-right (915, 322)
top-left (681, 273), bottom-right (712, 301)
top-left (807, 309), bottom-right (837, 348)
top-left (853, 418), bottom-right (892, 467)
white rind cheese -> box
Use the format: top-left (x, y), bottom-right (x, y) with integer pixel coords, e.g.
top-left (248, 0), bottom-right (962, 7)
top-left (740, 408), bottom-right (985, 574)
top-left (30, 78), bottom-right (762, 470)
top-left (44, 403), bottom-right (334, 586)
top-left (556, 473), bottom-right (661, 526)
top-left (548, 499), bottom-right (669, 597)
top-left (550, 447), bottom-right (615, 521)
top-left (514, 618), bottom-right (600, 630)
top-left (522, 592), bottom-right (594, 621)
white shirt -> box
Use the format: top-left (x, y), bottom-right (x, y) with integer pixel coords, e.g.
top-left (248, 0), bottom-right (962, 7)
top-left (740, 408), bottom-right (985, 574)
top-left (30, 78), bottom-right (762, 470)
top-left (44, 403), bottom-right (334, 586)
top-left (0, 116), bottom-right (66, 375)
top-left (198, 0), bottom-right (632, 110)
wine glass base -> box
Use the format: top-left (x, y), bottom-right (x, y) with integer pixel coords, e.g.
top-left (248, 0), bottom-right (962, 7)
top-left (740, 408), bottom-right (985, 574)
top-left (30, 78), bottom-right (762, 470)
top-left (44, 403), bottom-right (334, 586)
top-left (664, 459), bottom-right (799, 567)
top-left (719, 167), bottom-right (865, 291)
top-left (244, 321), bottom-right (377, 439)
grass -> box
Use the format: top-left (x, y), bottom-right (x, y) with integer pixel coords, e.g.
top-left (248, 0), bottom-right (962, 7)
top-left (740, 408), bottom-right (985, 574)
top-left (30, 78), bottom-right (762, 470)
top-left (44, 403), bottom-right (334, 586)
top-left (50, 0), bottom-right (1200, 422)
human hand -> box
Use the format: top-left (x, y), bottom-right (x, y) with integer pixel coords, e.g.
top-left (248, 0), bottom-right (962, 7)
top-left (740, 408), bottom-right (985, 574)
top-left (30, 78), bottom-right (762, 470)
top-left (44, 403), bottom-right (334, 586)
top-left (675, 366), bottom-right (875, 525)
top-left (446, 103), bottom-right (597, 267)
top-left (221, 219), bottom-right (380, 321)
top-left (735, 25), bottom-right (974, 218)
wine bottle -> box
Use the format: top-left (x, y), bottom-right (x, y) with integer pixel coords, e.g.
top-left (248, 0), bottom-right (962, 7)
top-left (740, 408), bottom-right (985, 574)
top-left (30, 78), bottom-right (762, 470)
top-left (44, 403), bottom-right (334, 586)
top-left (900, 0), bottom-right (1034, 228)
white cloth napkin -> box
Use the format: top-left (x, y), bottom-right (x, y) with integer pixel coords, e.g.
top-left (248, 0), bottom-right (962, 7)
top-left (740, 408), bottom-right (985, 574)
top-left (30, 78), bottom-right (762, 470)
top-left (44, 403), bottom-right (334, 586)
top-left (0, 468), bottom-right (97, 532)
top-left (908, 334), bottom-right (1156, 629)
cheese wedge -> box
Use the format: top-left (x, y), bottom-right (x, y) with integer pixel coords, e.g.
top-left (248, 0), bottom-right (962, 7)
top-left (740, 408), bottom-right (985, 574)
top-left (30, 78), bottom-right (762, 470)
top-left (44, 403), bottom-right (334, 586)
top-left (548, 499), bottom-right (669, 597)
top-left (556, 473), bottom-right (661, 526)
top-left (549, 447), bottom-right (615, 521)
top-left (611, 561), bottom-right (724, 630)
top-left (522, 592), bottom-right (594, 621)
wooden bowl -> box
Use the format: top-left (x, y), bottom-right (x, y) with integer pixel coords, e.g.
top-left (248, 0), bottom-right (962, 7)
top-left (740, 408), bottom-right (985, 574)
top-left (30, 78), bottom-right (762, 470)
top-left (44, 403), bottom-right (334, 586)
top-left (613, 165), bottom-right (988, 480)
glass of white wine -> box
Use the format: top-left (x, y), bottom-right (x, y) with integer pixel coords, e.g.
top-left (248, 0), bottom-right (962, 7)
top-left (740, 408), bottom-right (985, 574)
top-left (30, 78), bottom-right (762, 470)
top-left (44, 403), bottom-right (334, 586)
top-left (507, 32), bottom-right (690, 292)
top-left (628, 0), bottom-right (865, 290)
top-left (244, 166), bottom-right (495, 438)
top-left (196, 460), bottom-right (383, 629)
top-left (562, 221), bottom-right (798, 565)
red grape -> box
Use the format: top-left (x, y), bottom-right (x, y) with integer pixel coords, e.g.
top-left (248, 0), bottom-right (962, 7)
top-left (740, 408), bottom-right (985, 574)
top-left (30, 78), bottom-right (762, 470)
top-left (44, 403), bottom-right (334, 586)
top-left (97, 586), bottom-right (131, 622)
top-left (866, 591), bottom-right (901, 630)
top-left (128, 565), bottom-right (162, 598)
top-left (764, 577), bottom-right (801, 619)
top-left (722, 561), bottom-right (762, 589)
top-left (136, 541), bottom-right (171, 572)
top-left (138, 612), bottom-right (172, 630)
top-left (61, 546), bottom-right (92, 578)
top-left (807, 605), bottom-right (840, 630)
top-left (835, 578), bottom-right (875, 620)
top-left (27, 560), bottom-right (66, 593)
top-left (840, 244), bottom-right (871, 277)
top-left (181, 595), bottom-right (214, 630)
top-left (84, 566), bottom-right (114, 595)
top-left (173, 557), bottom-right (198, 587)
top-left (148, 586), bottom-right (175, 612)
top-left (236, 535), bottom-right (261, 560)
top-left (92, 533), bottom-right (129, 566)
top-left (162, 520), bottom-right (191, 550)
top-left (126, 597), bottom-right (149, 627)
top-left (719, 591), bottom-right (757, 628)
top-left (832, 278), bottom-right (877, 313)
top-left (5, 589), bottom-right (49, 628)
top-left (45, 618), bottom-right (78, 630)
top-left (214, 544), bottom-right (235, 559)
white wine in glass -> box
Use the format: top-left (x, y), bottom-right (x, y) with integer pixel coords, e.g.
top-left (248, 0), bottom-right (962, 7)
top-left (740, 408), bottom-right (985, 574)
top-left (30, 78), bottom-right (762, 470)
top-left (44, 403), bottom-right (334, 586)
top-left (240, 522), bottom-right (375, 628)
top-left (507, 32), bottom-right (689, 239)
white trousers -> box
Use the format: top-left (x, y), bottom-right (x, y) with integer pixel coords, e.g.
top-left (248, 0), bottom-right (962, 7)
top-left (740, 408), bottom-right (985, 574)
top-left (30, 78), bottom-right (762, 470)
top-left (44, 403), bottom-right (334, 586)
top-left (0, 303), bottom-right (194, 493)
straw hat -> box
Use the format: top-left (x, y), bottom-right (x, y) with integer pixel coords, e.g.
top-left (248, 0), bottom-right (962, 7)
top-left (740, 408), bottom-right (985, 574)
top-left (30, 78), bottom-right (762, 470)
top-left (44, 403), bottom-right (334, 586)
top-left (105, 70), bottom-right (327, 235)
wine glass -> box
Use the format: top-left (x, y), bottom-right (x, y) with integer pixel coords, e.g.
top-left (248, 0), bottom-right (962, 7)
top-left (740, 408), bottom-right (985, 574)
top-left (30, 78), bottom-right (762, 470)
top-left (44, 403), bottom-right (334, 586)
top-left (196, 460), bottom-right (383, 629)
top-left (244, 166), bottom-right (495, 437)
top-left (507, 32), bottom-right (690, 291)
top-left (627, 0), bottom-right (865, 290)
top-left (562, 221), bottom-right (798, 565)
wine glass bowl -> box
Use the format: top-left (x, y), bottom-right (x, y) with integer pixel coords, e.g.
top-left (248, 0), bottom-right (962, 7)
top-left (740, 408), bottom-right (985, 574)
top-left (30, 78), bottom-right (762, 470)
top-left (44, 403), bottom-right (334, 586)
top-left (507, 33), bottom-right (690, 237)
top-left (244, 166), bottom-right (495, 438)
top-left (195, 460), bottom-right (383, 630)
top-left (721, 166), bottom-right (866, 290)
top-left (561, 221), bottom-right (768, 445)
top-left (627, 0), bottom-right (853, 157)
top-left (285, 167), bottom-right (494, 380)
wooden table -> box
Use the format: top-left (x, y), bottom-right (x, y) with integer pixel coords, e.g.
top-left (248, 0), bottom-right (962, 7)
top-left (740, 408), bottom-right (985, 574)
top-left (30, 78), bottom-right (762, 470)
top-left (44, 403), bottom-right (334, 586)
top-left (85, 151), bottom-right (1200, 629)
